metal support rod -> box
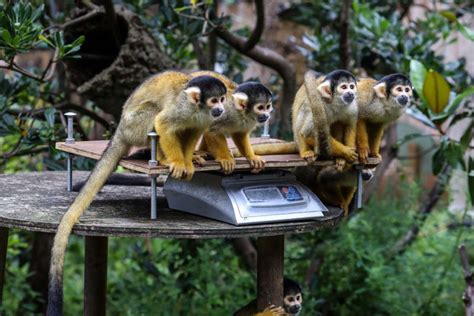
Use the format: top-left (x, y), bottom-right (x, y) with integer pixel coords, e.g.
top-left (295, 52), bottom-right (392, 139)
top-left (257, 235), bottom-right (284, 312)
top-left (148, 132), bottom-right (159, 219)
top-left (65, 112), bottom-right (77, 191)
top-left (67, 154), bottom-right (73, 192)
top-left (355, 165), bottom-right (363, 209)
top-left (84, 236), bottom-right (108, 316)
top-left (150, 176), bottom-right (157, 220)
top-left (261, 120), bottom-right (270, 139)
top-left (148, 131), bottom-right (158, 167)
top-left (65, 112), bottom-right (77, 144)
top-left (0, 227), bottom-right (9, 306)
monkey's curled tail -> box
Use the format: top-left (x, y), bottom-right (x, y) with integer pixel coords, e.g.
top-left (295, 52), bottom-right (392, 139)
top-left (304, 70), bottom-right (331, 158)
top-left (47, 136), bottom-right (129, 316)
top-left (231, 142), bottom-right (298, 157)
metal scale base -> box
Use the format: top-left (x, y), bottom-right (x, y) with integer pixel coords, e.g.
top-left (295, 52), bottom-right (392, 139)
top-left (164, 170), bottom-right (327, 225)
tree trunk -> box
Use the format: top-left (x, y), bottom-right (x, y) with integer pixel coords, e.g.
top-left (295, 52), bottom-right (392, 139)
top-left (64, 5), bottom-right (175, 120)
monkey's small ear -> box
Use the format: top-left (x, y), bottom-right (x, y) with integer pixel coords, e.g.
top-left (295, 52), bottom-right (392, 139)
top-left (317, 80), bottom-right (332, 99)
top-left (184, 86), bottom-right (201, 105)
top-left (232, 92), bottom-right (249, 110)
top-left (373, 82), bottom-right (387, 99)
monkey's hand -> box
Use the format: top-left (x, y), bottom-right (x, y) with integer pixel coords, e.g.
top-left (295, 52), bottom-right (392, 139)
top-left (373, 152), bottom-right (382, 161)
top-left (358, 146), bottom-right (369, 164)
top-left (342, 146), bottom-right (358, 163)
top-left (248, 155), bottom-right (265, 173)
top-left (253, 305), bottom-right (286, 316)
top-left (168, 161), bottom-right (189, 180)
top-left (300, 150), bottom-right (317, 164)
top-left (192, 151), bottom-right (208, 166)
top-left (216, 158), bottom-right (236, 175)
top-left (335, 158), bottom-right (346, 171)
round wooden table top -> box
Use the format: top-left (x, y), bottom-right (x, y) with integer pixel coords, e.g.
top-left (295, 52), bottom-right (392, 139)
top-left (0, 172), bottom-right (343, 238)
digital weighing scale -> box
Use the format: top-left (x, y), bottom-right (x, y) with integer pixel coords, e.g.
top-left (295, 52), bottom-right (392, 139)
top-left (164, 170), bottom-right (328, 225)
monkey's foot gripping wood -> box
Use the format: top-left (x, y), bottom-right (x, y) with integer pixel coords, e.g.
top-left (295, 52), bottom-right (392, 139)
top-left (55, 138), bottom-right (380, 175)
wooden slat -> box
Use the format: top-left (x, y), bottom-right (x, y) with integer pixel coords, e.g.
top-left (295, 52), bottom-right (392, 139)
top-left (56, 139), bottom-right (380, 175)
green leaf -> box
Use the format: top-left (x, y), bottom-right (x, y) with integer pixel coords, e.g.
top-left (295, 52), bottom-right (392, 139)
top-left (70, 35), bottom-right (85, 47)
top-left (432, 86), bottom-right (474, 123)
top-left (423, 69), bottom-right (450, 113)
top-left (439, 10), bottom-right (457, 23)
top-left (2, 29), bottom-right (12, 43)
top-left (409, 59), bottom-right (427, 100)
top-left (469, 157), bottom-right (474, 206)
top-left (457, 21), bottom-right (474, 41)
top-left (38, 34), bottom-right (54, 47)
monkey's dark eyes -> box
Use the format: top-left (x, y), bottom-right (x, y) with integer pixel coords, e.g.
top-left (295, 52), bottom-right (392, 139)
top-left (211, 98), bottom-right (218, 103)
top-left (397, 87), bottom-right (402, 92)
top-left (341, 84), bottom-right (347, 89)
top-left (220, 97), bottom-right (225, 102)
top-left (405, 87), bottom-right (410, 92)
top-left (296, 295), bottom-right (301, 301)
top-left (349, 84), bottom-right (355, 89)
top-left (288, 297), bottom-right (294, 302)
top-left (266, 104), bottom-right (271, 110)
top-left (257, 105), bottom-right (265, 111)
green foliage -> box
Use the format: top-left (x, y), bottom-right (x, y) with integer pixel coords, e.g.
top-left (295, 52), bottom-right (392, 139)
top-left (0, 1), bottom-right (84, 61)
top-left (3, 183), bottom-right (471, 315)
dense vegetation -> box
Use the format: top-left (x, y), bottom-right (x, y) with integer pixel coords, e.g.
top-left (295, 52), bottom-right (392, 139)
top-left (1, 0), bottom-right (473, 315)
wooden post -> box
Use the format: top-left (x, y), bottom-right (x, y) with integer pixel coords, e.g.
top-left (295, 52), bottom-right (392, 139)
top-left (256, 235), bottom-right (284, 312)
top-left (26, 232), bottom-right (54, 314)
top-left (84, 236), bottom-right (108, 316)
top-left (0, 227), bottom-right (8, 305)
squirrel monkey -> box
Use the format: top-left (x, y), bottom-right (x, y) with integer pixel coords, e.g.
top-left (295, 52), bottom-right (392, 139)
top-left (295, 164), bottom-right (374, 215)
top-left (295, 69), bottom-right (359, 169)
top-left (357, 73), bottom-right (413, 163)
top-left (242, 70), bottom-right (358, 170)
top-left (47, 71), bottom-right (227, 316)
top-left (191, 71), bottom-right (273, 174)
top-left (235, 278), bottom-right (303, 316)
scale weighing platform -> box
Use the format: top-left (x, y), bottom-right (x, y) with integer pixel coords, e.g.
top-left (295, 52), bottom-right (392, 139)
top-left (56, 116), bottom-right (379, 225)
top-left (164, 170), bottom-right (327, 225)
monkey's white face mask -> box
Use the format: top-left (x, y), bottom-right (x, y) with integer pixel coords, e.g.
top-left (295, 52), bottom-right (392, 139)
top-left (317, 80), bottom-right (358, 108)
top-left (373, 82), bottom-right (413, 108)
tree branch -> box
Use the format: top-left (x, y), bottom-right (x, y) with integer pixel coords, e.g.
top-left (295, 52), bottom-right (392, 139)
top-left (213, 13), bottom-right (296, 136)
top-left (339, 0), bottom-right (351, 69)
top-left (459, 244), bottom-right (474, 315)
top-left (387, 164), bottom-right (452, 258)
top-left (242, 0), bottom-right (265, 52)
top-left (101, 0), bottom-right (120, 49)
top-left (231, 238), bottom-right (257, 273)
top-left (191, 39), bottom-right (212, 70)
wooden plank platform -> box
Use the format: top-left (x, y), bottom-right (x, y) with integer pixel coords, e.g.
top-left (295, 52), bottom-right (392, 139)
top-left (0, 172), bottom-right (343, 238)
top-left (56, 138), bottom-right (380, 175)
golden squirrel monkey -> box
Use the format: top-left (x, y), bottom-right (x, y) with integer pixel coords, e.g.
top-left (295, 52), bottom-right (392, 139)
top-left (235, 278), bottom-right (303, 316)
top-left (296, 69), bottom-right (359, 169)
top-left (294, 164), bottom-right (374, 216)
top-left (46, 71), bottom-right (227, 316)
top-left (357, 73), bottom-right (413, 163)
top-left (191, 71), bottom-right (273, 174)
top-left (238, 70), bottom-right (358, 170)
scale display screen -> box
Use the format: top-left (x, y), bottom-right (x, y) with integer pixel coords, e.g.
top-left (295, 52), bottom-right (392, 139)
top-left (243, 185), bottom-right (303, 203)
